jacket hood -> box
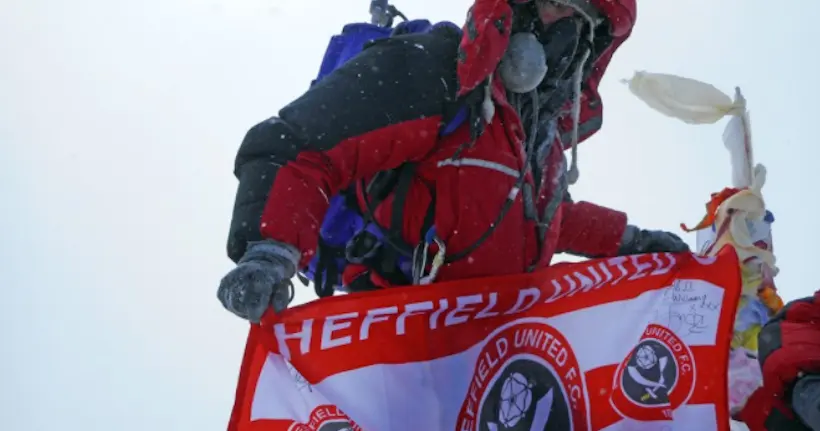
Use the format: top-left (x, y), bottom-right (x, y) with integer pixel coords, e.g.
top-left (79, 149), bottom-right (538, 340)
top-left (456, 0), bottom-right (637, 119)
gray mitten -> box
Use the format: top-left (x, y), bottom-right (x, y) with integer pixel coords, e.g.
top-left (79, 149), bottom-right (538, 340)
top-left (618, 225), bottom-right (690, 256)
top-left (217, 240), bottom-right (300, 323)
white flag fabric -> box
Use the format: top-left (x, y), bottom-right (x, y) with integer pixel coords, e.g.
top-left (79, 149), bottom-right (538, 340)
top-left (622, 71), bottom-right (745, 125)
top-left (623, 70), bottom-right (759, 190)
top-left (228, 250), bottom-right (741, 431)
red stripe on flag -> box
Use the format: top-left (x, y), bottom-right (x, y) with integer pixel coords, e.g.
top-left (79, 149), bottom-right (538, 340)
top-left (228, 325), bottom-right (270, 431)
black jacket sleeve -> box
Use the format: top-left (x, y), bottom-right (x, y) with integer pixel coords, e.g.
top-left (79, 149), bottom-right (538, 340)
top-left (225, 25), bottom-right (463, 263)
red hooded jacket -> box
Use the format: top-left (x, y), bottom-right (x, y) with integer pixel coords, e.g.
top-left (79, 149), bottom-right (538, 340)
top-left (229, 0), bottom-right (638, 288)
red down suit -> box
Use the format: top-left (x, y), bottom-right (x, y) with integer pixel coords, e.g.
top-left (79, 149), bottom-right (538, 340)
top-left (227, 0), bottom-right (639, 287)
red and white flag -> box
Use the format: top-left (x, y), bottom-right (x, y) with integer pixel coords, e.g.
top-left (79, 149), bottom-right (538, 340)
top-left (228, 250), bottom-right (741, 431)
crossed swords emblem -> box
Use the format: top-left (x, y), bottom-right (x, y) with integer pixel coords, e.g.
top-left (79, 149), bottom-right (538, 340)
top-left (627, 355), bottom-right (670, 402)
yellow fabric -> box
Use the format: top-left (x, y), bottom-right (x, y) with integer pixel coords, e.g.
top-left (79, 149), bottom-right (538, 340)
top-left (732, 321), bottom-right (761, 352)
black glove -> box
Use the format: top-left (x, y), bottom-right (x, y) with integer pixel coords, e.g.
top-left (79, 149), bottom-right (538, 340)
top-left (792, 376), bottom-right (820, 431)
top-left (217, 240), bottom-right (300, 323)
top-left (617, 225), bottom-right (690, 255)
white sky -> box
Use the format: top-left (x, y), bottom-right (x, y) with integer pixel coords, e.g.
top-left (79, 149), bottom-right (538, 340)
top-left (2, 0), bottom-right (817, 429)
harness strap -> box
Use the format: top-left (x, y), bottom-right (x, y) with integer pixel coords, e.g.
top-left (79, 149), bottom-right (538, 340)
top-left (313, 236), bottom-right (345, 298)
top-left (383, 163), bottom-right (415, 272)
top-left (360, 163), bottom-right (418, 258)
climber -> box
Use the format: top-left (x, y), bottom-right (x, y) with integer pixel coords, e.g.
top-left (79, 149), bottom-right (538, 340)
top-left (218, 0), bottom-right (690, 323)
top-left (737, 291), bottom-right (820, 431)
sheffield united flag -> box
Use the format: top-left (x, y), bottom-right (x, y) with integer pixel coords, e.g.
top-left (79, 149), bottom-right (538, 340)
top-left (228, 249), bottom-right (741, 431)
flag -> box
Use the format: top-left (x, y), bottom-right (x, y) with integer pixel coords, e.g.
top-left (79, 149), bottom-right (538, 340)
top-left (228, 249), bottom-right (741, 431)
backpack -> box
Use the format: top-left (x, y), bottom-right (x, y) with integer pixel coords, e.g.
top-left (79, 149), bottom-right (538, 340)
top-left (299, 18), bottom-right (469, 297)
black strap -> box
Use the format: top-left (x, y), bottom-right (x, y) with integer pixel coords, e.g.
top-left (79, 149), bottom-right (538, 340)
top-left (366, 169), bottom-right (400, 204)
top-left (384, 163), bottom-right (417, 273)
top-left (360, 163), bottom-right (419, 258)
top-left (420, 189), bottom-right (436, 239)
top-left (313, 237), bottom-right (345, 298)
top-left (346, 271), bottom-right (380, 293)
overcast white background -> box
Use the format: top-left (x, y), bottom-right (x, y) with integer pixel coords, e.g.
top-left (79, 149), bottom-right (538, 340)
top-left (1, 0), bottom-right (817, 429)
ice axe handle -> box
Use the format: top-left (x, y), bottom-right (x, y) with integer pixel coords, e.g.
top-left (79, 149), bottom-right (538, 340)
top-left (793, 375), bottom-right (820, 431)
